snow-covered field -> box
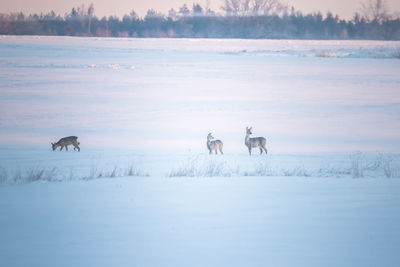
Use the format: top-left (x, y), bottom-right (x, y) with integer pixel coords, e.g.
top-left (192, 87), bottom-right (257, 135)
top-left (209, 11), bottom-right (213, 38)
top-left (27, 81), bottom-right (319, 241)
top-left (1, 36), bottom-right (400, 266)
top-left (2, 175), bottom-right (400, 267)
top-left (1, 36), bottom-right (400, 152)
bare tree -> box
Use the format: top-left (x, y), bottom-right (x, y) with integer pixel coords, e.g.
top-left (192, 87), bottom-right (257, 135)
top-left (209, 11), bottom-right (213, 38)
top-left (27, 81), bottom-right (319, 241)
top-left (222, 0), bottom-right (249, 16)
top-left (76, 4), bottom-right (86, 17)
top-left (251, 0), bottom-right (286, 15)
top-left (87, 3), bottom-right (94, 35)
top-left (361, 0), bottom-right (390, 23)
top-left (222, 0), bottom-right (286, 16)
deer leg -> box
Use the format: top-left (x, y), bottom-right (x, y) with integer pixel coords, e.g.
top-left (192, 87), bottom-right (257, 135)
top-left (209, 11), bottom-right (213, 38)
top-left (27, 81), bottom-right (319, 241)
top-left (262, 145), bottom-right (268, 155)
top-left (259, 147), bottom-right (263, 154)
top-left (219, 148), bottom-right (223, 155)
top-left (60, 146), bottom-right (63, 151)
top-left (248, 147), bottom-right (251, 155)
top-left (73, 141), bottom-right (80, 152)
top-left (65, 145), bottom-right (68, 151)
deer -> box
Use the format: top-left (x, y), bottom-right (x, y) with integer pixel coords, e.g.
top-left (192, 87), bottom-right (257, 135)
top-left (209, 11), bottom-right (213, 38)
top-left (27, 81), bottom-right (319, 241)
top-left (207, 133), bottom-right (223, 155)
top-left (51, 136), bottom-right (80, 152)
top-left (245, 127), bottom-right (267, 155)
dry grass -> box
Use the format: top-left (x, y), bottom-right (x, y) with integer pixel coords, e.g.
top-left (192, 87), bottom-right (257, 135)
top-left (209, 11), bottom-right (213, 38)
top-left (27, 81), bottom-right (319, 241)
top-left (168, 156), bottom-right (231, 177)
top-left (2, 153), bottom-right (399, 184)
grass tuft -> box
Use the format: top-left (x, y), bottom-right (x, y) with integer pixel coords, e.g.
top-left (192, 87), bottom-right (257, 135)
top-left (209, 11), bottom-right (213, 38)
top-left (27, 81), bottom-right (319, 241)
top-left (169, 156), bottom-right (231, 177)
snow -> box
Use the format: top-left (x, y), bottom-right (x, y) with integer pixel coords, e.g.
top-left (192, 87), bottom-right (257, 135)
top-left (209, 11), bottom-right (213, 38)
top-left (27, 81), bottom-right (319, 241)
top-left (1, 36), bottom-right (400, 266)
top-left (1, 36), bottom-right (400, 153)
top-left (1, 176), bottom-right (400, 267)
top-left (0, 147), bottom-right (399, 182)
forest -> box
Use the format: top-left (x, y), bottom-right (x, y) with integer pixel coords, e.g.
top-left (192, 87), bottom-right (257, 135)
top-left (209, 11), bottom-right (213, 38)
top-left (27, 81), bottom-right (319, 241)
top-left (0, 0), bottom-right (399, 39)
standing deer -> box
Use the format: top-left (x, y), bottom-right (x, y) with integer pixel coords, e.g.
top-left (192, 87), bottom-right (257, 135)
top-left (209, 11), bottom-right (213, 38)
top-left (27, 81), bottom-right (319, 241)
top-left (51, 136), bottom-right (80, 152)
top-left (207, 133), bottom-right (223, 155)
top-left (245, 127), bottom-right (267, 155)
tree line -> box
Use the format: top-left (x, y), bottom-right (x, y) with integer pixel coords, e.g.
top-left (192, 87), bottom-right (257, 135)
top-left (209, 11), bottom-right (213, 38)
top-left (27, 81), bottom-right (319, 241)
top-left (0, 0), bottom-right (399, 40)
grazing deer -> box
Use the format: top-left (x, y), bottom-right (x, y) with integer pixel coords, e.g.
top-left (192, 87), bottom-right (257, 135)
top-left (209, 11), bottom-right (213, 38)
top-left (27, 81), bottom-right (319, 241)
top-left (245, 127), bottom-right (267, 155)
top-left (207, 133), bottom-right (223, 155)
top-left (51, 136), bottom-right (80, 152)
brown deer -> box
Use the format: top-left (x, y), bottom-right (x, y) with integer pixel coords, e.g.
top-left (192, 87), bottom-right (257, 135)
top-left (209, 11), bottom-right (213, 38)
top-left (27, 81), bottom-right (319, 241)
top-left (51, 136), bottom-right (80, 152)
top-left (207, 133), bottom-right (223, 155)
top-left (245, 127), bottom-right (267, 155)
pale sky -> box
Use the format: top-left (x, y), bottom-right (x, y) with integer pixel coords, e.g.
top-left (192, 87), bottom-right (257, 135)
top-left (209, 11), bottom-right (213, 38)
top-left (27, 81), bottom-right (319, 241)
top-left (1, 0), bottom-right (400, 19)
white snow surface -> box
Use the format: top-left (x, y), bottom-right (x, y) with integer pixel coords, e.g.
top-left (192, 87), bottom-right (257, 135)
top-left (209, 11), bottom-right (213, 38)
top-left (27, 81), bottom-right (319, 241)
top-left (1, 171), bottom-right (400, 267)
top-left (1, 36), bottom-right (400, 152)
top-left (1, 36), bottom-right (400, 266)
